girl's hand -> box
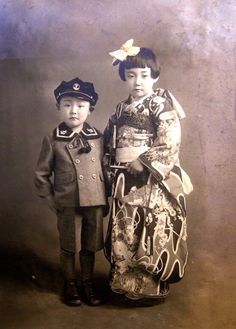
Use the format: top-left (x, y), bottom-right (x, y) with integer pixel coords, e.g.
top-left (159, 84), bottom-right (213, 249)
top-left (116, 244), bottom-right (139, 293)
top-left (127, 159), bottom-right (144, 175)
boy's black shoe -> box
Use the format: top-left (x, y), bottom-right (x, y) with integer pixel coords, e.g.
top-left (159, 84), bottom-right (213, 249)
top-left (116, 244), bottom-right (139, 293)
top-left (64, 280), bottom-right (82, 306)
top-left (82, 280), bottom-right (103, 306)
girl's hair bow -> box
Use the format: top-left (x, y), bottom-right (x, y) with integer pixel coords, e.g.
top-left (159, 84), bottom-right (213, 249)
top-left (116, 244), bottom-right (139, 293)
top-left (109, 39), bottom-right (140, 65)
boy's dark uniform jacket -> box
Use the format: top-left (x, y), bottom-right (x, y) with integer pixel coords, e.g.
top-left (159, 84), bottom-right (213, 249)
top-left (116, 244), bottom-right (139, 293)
top-left (34, 122), bottom-right (107, 208)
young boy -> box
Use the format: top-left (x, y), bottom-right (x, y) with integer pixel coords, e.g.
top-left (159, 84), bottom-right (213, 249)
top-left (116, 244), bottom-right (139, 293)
top-left (34, 77), bottom-right (107, 306)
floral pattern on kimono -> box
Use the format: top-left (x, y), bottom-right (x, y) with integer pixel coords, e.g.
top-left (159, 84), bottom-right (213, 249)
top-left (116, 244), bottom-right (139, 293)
top-left (104, 89), bottom-right (192, 298)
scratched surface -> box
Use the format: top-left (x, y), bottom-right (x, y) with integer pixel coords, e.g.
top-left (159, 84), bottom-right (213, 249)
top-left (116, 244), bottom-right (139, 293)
top-left (0, 1), bottom-right (236, 328)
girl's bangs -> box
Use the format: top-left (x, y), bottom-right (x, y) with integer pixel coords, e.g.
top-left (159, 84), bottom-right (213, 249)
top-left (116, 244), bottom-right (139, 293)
top-left (124, 56), bottom-right (152, 70)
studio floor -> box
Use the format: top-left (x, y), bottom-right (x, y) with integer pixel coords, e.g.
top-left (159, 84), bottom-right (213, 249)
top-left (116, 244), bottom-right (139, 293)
top-left (0, 242), bottom-right (235, 329)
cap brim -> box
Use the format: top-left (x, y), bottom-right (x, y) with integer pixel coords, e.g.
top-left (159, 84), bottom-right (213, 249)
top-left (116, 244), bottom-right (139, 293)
top-left (57, 91), bottom-right (94, 104)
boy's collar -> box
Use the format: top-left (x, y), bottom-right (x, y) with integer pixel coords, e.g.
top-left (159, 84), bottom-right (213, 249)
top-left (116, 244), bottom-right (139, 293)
top-left (54, 122), bottom-right (100, 141)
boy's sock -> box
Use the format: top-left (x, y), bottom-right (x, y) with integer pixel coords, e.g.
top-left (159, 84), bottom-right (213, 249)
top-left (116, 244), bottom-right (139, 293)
top-left (60, 249), bottom-right (76, 280)
top-left (79, 249), bottom-right (103, 306)
top-left (60, 249), bottom-right (82, 306)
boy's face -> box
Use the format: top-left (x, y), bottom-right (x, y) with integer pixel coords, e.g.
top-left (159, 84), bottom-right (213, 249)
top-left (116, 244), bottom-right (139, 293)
top-left (58, 97), bottom-right (91, 131)
top-left (124, 67), bottom-right (157, 100)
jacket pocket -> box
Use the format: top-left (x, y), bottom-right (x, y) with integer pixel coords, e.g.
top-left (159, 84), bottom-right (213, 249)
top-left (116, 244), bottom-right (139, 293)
top-left (55, 172), bottom-right (75, 186)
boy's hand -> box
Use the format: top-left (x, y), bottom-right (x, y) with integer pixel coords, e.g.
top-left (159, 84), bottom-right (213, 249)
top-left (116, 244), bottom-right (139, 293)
top-left (45, 195), bottom-right (57, 213)
top-left (127, 159), bottom-right (144, 175)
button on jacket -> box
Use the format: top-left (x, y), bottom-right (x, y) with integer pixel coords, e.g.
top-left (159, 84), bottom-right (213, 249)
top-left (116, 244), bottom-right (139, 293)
top-left (34, 122), bottom-right (107, 207)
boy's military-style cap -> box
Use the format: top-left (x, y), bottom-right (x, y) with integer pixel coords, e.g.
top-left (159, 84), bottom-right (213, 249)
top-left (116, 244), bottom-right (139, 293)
top-left (54, 77), bottom-right (98, 106)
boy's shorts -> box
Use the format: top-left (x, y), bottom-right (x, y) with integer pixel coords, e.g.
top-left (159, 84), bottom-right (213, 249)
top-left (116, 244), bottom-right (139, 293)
top-left (57, 206), bottom-right (104, 253)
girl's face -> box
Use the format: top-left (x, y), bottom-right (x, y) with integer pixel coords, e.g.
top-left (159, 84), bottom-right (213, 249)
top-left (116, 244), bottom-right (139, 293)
top-left (58, 97), bottom-right (90, 132)
top-left (124, 67), bottom-right (158, 100)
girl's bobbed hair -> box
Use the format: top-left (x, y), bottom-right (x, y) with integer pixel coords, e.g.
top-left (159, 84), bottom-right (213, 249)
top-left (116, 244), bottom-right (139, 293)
top-left (118, 47), bottom-right (160, 81)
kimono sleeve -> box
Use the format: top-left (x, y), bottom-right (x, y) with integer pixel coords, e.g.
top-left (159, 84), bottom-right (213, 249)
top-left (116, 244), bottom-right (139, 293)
top-left (139, 93), bottom-right (182, 181)
top-left (34, 135), bottom-right (54, 197)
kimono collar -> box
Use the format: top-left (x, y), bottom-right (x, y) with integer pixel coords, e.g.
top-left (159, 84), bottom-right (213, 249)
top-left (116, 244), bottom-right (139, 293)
top-left (53, 122), bottom-right (101, 142)
top-left (126, 92), bottom-right (152, 106)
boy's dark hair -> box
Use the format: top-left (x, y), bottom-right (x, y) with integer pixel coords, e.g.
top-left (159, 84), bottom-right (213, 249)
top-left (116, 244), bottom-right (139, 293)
top-left (118, 47), bottom-right (160, 81)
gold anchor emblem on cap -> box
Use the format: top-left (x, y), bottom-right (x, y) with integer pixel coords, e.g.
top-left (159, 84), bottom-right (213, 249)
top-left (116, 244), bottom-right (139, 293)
top-left (73, 83), bottom-right (80, 91)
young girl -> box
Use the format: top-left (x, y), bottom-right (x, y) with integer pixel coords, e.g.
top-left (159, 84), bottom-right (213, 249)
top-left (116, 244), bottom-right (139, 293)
top-left (104, 39), bottom-right (193, 301)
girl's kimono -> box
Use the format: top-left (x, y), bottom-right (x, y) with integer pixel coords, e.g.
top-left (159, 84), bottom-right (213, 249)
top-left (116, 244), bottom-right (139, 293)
top-left (104, 88), bottom-right (193, 299)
